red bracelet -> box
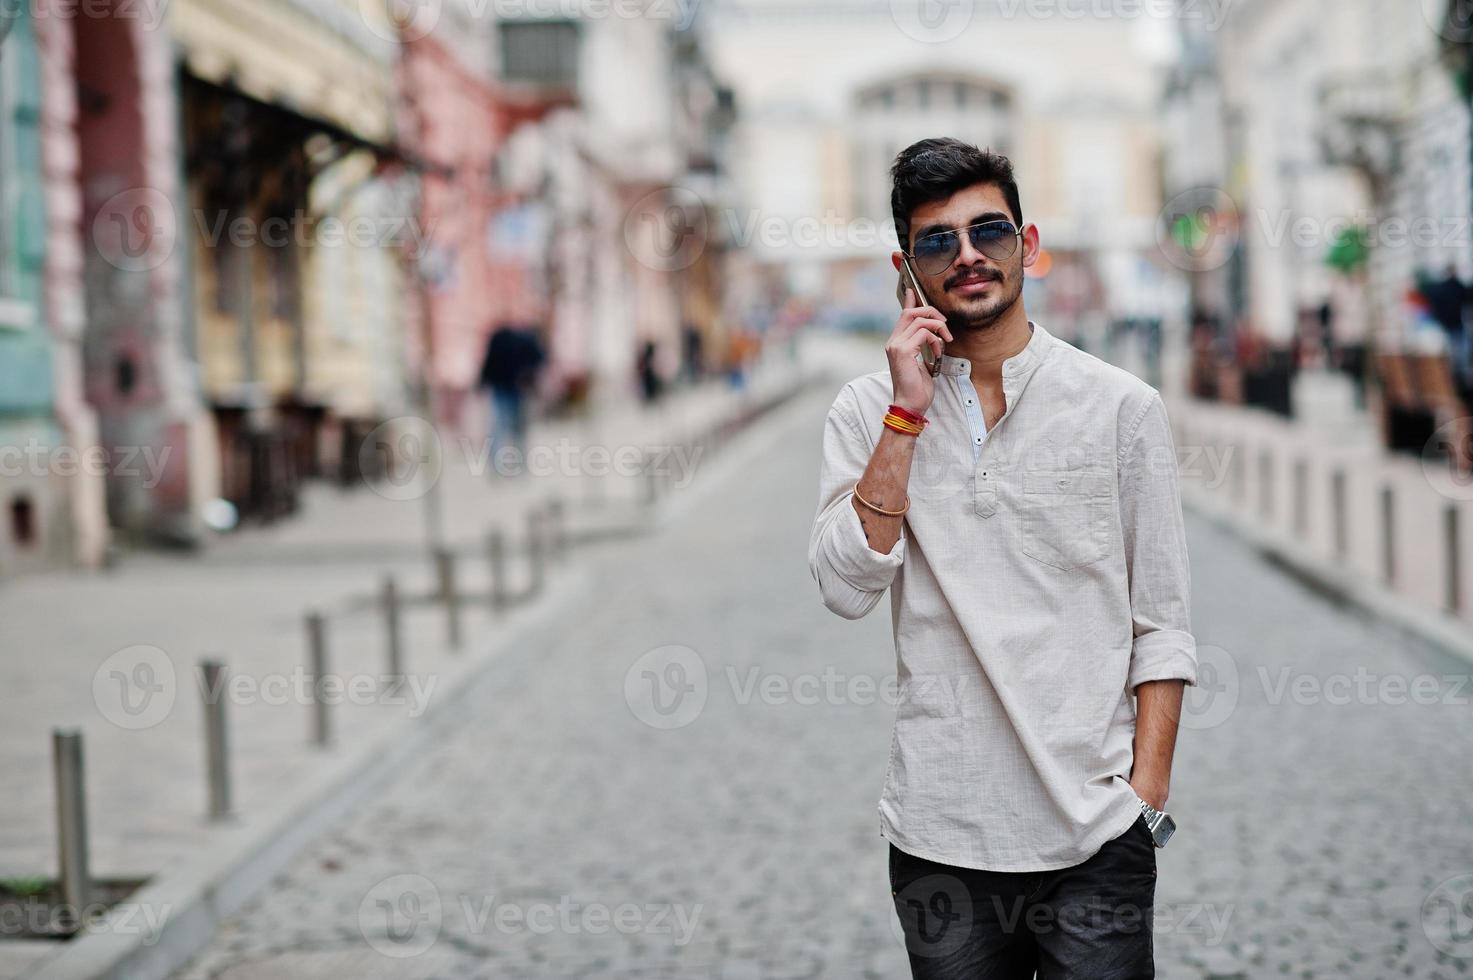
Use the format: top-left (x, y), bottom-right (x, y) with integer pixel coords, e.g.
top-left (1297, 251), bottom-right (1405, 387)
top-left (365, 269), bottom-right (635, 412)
top-left (888, 403), bottom-right (928, 426)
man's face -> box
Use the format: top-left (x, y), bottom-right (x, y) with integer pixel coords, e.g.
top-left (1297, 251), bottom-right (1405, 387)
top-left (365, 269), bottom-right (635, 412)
top-left (894, 182), bottom-right (1039, 332)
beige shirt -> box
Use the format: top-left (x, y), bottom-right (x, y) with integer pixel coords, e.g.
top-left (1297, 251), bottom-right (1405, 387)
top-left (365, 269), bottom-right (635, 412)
top-left (808, 320), bottom-right (1198, 872)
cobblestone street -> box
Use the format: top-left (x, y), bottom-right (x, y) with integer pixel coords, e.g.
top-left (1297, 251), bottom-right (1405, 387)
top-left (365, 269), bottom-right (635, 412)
top-left (167, 384), bottom-right (1473, 980)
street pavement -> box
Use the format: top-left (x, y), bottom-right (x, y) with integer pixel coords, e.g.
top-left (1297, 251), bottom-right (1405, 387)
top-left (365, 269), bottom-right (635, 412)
top-left (163, 366), bottom-right (1473, 979)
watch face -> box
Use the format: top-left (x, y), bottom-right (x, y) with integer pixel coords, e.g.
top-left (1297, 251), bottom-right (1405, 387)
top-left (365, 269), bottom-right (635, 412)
top-left (1152, 813), bottom-right (1177, 848)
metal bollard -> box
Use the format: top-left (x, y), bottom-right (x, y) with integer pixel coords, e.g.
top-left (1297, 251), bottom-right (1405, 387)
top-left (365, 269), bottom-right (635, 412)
top-left (1380, 484), bottom-right (1395, 586)
top-left (306, 611), bottom-right (331, 746)
top-left (546, 495), bottom-right (568, 563)
top-left (382, 576), bottom-right (404, 680)
top-left (1446, 504), bottom-right (1462, 615)
top-left (487, 529), bottom-right (509, 611)
top-left (1331, 469), bottom-right (1348, 561)
top-left (1292, 458), bottom-right (1308, 538)
top-left (1258, 448), bottom-right (1273, 519)
top-left (526, 507), bottom-right (546, 599)
top-left (199, 660), bottom-right (232, 820)
top-left (435, 549), bottom-right (462, 651)
top-left (53, 729), bottom-right (91, 926)
top-left (642, 453), bottom-right (659, 508)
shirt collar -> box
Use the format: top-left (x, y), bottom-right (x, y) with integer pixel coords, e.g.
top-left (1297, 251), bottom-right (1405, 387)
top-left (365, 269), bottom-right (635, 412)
top-left (936, 320), bottom-right (1053, 379)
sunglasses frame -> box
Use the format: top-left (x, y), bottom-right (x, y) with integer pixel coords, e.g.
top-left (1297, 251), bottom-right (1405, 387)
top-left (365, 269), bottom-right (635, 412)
top-left (905, 219), bottom-right (1026, 277)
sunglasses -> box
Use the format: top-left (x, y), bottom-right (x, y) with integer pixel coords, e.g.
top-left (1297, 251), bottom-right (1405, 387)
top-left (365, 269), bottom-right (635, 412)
top-left (905, 219), bottom-right (1025, 277)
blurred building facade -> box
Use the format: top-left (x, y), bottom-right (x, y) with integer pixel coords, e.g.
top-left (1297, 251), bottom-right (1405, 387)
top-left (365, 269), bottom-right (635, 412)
top-left (0, 0), bottom-right (739, 579)
top-left (705, 3), bottom-right (1179, 352)
top-left (1161, 0), bottom-right (1473, 441)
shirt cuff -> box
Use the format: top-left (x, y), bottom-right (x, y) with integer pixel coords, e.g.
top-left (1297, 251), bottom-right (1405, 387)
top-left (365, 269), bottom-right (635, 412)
top-left (822, 491), bottom-right (906, 593)
top-left (1128, 629), bottom-right (1198, 690)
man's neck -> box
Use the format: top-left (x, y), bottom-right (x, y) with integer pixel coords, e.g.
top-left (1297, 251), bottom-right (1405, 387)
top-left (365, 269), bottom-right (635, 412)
top-left (944, 301), bottom-right (1033, 384)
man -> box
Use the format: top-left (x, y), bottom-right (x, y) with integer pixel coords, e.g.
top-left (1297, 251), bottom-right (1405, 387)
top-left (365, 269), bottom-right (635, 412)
top-left (807, 139), bottom-right (1197, 978)
top-left (477, 325), bottom-right (545, 475)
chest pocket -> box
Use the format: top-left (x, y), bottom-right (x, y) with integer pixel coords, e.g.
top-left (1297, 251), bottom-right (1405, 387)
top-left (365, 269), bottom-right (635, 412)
top-left (1019, 468), bottom-right (1113, 571)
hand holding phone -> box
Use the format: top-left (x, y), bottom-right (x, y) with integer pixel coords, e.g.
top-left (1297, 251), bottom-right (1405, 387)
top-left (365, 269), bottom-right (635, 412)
top-left (899, 257), bottom-right (943, 378)
top-left (887, 274), bottom-right (952, 418)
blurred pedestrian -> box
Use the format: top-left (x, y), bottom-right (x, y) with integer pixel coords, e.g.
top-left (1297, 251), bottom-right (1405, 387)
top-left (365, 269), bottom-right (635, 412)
top-left (477, 325), bottom-right (545, 474)
top-left (637, 339), bottom-right (663, 404)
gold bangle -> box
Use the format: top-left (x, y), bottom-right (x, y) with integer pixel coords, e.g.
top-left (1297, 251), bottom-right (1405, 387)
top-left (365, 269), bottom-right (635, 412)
top-left (853, 482), bottom-right (909, 516)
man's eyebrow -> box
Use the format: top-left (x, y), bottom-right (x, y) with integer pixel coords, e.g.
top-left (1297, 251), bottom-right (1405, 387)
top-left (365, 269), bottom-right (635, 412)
top-left (914, 211), bottom-right (1012, 239)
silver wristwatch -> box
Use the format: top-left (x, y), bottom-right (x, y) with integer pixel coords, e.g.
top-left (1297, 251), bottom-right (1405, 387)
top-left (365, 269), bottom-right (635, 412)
top-left (1138, 799), bottom-right (1177, 848)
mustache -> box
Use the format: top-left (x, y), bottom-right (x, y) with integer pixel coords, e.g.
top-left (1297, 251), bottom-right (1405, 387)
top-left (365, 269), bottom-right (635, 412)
top-left (944, 268), bottom-right (1004, 291)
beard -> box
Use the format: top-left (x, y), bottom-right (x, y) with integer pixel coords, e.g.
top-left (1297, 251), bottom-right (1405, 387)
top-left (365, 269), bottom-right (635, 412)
top-left (940, 263), bottom-right (1024, 333)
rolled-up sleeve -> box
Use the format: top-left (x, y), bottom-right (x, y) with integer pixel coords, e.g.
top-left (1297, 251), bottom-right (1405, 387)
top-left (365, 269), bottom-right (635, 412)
top-left (1118, 391), bottom-right (1198, 690)
top-left (809, 386), bottom-right (905, 620)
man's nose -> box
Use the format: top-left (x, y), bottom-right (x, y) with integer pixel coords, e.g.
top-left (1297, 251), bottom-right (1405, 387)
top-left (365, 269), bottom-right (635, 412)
top-left (952, 231), bottom-right (989, 269)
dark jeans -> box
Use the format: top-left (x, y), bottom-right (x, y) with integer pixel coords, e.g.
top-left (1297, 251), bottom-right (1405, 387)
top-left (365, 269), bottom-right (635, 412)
top-left (889, 814), bottom-right (1157, 979)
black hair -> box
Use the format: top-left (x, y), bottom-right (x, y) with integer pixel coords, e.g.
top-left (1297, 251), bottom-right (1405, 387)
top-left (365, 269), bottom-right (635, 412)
top-left (890, 138), bottom-right (1022, 249)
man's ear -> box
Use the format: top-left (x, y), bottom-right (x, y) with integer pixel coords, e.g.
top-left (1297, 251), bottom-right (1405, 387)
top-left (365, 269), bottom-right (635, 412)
top-left (1020, 224), bottom-right (1041, 269)
top-left (892, 252), bottom-right (907, 308)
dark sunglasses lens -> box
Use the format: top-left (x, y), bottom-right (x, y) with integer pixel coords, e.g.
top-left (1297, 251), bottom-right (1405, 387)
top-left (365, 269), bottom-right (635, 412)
top-left (970, 222), bottom-right (1019, 260)
top-left (914, 232), bottom-right (958, 275)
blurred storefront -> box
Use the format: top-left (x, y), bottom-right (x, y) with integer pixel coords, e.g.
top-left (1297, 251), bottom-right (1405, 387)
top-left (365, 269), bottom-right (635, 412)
top-left (173, 0), bottom-right (410, 521)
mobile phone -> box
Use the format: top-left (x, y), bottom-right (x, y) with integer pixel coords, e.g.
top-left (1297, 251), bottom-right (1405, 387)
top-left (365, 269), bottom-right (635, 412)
top-left (899, 255), bottom-right (942, 377)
